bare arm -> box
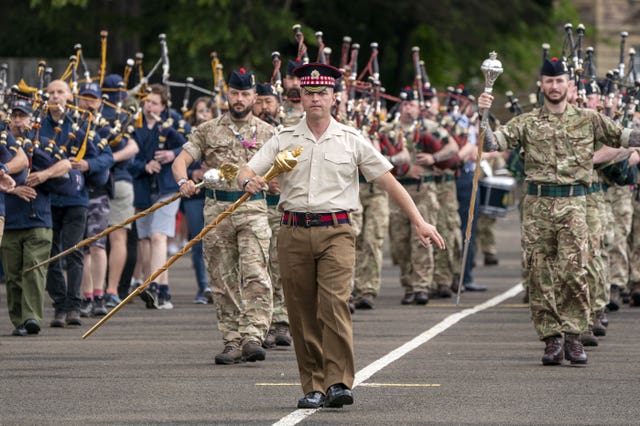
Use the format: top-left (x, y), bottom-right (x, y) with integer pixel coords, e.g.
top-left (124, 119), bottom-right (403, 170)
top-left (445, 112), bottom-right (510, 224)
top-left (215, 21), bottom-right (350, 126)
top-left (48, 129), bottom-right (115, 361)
top-left (172, 150), bottom-right (196, 196)
top-left (27, 159), bottom-right (72, 187)
top-left (593, 146), bottom-right (630, 165)
top-left (237, 166), bottom-right (264, 195)
top-left (373, 171), bottom-right (445, 250)
top-left (113, 138), bottom-right (139, 163)
top-left (7, 148), bottom-right (28, 174)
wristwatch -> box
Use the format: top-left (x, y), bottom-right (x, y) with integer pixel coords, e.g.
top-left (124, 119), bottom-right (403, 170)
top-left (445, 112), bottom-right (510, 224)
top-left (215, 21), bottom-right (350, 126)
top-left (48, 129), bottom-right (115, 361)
top-left (177, 178), bottom-right (188, 187)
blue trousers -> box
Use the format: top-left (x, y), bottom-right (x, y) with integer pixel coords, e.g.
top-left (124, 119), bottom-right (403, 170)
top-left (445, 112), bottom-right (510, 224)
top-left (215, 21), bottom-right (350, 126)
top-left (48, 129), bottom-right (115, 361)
top-left (182, 197), bottom-right (208, 293)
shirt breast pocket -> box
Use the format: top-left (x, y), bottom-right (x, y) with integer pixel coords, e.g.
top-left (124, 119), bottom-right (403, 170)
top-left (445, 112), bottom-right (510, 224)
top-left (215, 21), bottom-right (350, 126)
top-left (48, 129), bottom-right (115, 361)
top-left (323, 151), bottom-right (354, 184)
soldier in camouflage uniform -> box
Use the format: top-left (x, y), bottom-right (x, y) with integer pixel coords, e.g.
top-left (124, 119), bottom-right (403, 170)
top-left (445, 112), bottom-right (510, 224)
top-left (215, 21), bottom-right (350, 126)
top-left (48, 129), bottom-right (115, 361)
top-left (604, 184), bottom-right (634, 310)
top-left (281, 60), bottom-right (305, 127)
top-left (173, 69), bottom-right (275, 365)
top-left (628, 176), bottom-right (640, 306)
top-left (479, 57), bottom-right (640, 366)
top-left (352, 130), bottom-right (389, 309)
top-left (385, 88), bottom-right (456, 305)
top-left (252, 82), bottom-right (292, 348)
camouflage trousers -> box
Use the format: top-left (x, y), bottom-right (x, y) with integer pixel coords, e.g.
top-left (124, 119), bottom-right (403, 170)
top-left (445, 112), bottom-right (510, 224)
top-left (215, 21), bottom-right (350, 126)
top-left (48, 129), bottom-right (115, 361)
top-left (628, 188), bottom-right (640, 285)
top-left (388, 181), bottom-right (439, 293)
top-left (476, 215), bottom-right (497, 256)
top-left (605, 186), bottom-right (633, 290)
top-left (522, 195), bottom-right (590, 339)
top-left (353, 182), bottom-right (389, 298)
top-left (267, 206), bottom-right (289, 325)
top-left (203, 200), bottom-right (273, 347)
top-left (433, 179), bottom-right (461, 290)
top-left (584, 191), bottom-right (607, 321)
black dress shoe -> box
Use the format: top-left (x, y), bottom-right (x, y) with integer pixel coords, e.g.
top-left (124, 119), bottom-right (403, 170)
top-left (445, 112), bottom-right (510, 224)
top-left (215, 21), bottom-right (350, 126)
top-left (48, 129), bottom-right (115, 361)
top-left (24, 319), bottom-right (41, 335)
top-left (401, 292), bottom-right (415, 305)
top-left (12, 326), bottom-right (27, 336)
top-left (414, 291), bottom-right (429, 305)
top-left (464, 282), bottom-right (487, 292)
top-left (297, 391), bottom-right (325, 409)
top-left (324, 383), bottom-right (354, 408)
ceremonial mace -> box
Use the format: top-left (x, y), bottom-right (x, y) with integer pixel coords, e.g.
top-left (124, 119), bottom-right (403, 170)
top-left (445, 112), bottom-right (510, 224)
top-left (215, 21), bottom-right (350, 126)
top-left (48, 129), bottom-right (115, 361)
top-left (26, 167), bottom-right (232, 273)
top-left (82, 147), bottom-right (303, 339)
top-left (456, 52), bottom-right (503, 305)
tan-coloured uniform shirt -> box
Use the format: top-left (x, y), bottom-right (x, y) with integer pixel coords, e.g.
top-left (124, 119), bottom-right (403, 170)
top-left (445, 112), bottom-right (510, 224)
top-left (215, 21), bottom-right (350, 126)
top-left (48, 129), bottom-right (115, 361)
top-left (248, 117), bottom-right (392, 213)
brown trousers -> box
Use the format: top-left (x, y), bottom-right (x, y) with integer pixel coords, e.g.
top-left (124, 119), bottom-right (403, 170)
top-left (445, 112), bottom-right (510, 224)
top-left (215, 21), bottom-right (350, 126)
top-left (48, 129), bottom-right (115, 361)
top-left (278, 222), bottom-right (356, 395)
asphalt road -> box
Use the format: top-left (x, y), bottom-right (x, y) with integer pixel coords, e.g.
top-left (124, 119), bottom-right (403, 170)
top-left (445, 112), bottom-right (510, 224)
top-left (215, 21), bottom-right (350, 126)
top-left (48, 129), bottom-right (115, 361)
top-left (1, 210), bottom-right (639, 425)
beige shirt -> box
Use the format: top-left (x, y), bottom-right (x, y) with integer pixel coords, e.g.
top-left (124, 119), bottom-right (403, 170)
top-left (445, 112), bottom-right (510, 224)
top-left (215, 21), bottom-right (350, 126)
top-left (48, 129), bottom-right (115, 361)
top-left (248, 117), bottom-right (392, 213)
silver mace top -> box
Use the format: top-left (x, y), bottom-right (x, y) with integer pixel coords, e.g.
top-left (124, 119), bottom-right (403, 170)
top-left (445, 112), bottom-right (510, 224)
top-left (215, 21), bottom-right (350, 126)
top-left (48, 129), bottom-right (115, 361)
top-left (481, 51), bottom-right (503, 94)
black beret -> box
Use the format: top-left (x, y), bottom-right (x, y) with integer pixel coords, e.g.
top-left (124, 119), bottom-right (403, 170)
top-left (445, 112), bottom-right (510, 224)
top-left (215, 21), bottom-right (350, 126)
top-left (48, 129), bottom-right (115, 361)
top-left (399, 86), bottom-right (416, 101)
top-left (228, 68), bottom-right (256, 90)
top-left (540, 57), bottom-right (569, 77)
top-left (584, 79), bottom-right (600, 96)
top-left (256, 82), bottom-right (277, 97)
top-left (286, 59), bottom-right (304, 76)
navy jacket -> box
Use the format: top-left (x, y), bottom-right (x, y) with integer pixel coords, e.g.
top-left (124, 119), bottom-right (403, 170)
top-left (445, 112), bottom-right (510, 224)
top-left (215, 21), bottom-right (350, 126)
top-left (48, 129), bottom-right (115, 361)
top-left (130, 115), bottom-right (185, 209)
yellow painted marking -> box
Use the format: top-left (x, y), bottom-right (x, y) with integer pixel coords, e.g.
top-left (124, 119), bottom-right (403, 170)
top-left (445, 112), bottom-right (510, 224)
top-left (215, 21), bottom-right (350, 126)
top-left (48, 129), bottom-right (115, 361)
top-left (256, 382), bottom-right (440, 388)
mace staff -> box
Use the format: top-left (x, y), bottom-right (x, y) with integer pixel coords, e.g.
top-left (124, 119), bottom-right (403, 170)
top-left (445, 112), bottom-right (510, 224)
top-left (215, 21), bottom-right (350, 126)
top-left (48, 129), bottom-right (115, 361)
top-left (82, 147), bottom-right (303, 339)
top-left (456, 51), bottom-right (503, 305)
top-left (26, 168), bottom-right (228, 273)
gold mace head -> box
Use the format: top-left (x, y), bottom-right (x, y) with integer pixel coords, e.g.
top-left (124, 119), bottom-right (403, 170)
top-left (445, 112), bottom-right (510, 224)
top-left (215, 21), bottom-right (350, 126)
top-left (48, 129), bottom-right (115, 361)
top-left (219, 163), bottom-right (239, 181)
top-left (273, 146), bottom-right (303, 174)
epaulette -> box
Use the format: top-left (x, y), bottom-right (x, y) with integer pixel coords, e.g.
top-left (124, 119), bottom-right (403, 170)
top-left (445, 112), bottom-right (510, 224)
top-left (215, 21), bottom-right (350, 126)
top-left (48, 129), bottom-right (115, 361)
top-left (340, 122), bottom-right (362, 137)
top-left (278, 127), bottom-right (295, 134)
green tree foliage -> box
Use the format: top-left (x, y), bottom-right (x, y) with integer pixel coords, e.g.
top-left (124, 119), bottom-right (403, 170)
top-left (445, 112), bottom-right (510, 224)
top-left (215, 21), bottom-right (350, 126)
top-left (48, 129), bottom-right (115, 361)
top-left (0, 0), bottom-right (580, 100)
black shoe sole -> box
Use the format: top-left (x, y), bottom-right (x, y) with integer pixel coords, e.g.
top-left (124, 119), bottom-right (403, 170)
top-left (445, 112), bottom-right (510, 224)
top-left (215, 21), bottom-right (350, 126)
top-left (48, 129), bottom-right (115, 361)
top-left (214, 357), bottom-right (242, 365)
top-left (24, 320), bottom-right (40, 334)
top-left (139, 290), bottom-right (158, 309)
top-left (243, 352), bottom-right (266, 362)
top-left (275, 339), bottom-right (292, 346)
top-left (297, 400), bottom-right (324, 409)
top-left (12, 328), bottom-right (27, 336)
top-left (50, 320), bottom-right (65, 328)
top-left (324, 394), bottom-right (354, 408)
top-left (541, 359), bottom-right (562, 366)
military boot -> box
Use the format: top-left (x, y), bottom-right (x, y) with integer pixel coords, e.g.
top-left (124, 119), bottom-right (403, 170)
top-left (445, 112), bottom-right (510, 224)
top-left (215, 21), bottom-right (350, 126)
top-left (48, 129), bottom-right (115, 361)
top-left (580, 326), bottom-right (598, 347)
top-left (592, 314), bottom-right (607, 337)
top-left (437, 283), bottom-right (453, 298)
top-left (262, 326), bottom-right (277, 349)
top-left (242, 340), bottom-right (266, 362)
top-left (607, 285), bottom-right (622, 311)
top-left (597, 309), bottom-right (609, 328)
top-left (541, 335), bottom-right (563, 365)
top-left (564, 333), bottom-right (588, 365)
top-left (629, 282), bottom-right (640, 307)
top-left (484, 252), bottom-right (499, 266)
top-left (274, 323), bottom-right (292, 346)
top-left (214, 345), bottom-right (243, 365)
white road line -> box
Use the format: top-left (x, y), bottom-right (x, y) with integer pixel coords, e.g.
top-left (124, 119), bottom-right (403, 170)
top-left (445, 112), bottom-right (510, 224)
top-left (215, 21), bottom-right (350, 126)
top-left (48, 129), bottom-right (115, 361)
top-left (272, 282), bottom-right (524, 426)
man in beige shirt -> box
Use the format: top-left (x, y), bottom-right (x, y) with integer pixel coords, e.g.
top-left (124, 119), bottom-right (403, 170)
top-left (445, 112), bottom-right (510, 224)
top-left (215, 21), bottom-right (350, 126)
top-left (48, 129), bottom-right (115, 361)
top-left (237, 63), bottom-right (445, 409)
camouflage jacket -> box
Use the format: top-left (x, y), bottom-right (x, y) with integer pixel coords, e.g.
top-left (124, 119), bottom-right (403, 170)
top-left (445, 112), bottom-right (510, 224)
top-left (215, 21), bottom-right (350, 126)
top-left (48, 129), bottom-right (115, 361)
top-left (495, 104), bottom-right (627, 186)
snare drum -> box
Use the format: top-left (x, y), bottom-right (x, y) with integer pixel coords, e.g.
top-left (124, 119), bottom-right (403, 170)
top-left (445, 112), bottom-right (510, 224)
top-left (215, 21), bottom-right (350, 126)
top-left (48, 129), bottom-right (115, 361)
top-left (478, 176), bottom-right (517, 218)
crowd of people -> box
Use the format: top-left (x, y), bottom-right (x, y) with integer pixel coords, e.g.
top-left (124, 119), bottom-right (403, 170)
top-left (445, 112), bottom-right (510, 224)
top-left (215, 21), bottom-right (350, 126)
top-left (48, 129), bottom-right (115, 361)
top-left (2, 27), bottom-right (640, 409)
